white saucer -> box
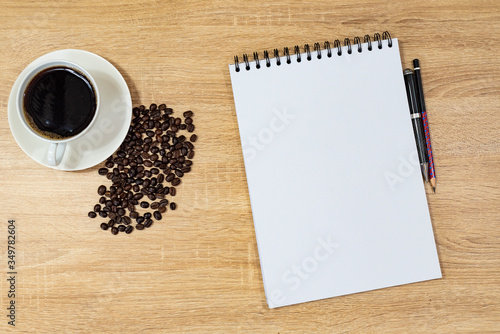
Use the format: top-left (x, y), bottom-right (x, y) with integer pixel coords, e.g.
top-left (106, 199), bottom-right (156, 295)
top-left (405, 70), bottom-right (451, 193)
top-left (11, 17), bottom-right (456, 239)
top-left (8, 49), bottom-right (132, 171)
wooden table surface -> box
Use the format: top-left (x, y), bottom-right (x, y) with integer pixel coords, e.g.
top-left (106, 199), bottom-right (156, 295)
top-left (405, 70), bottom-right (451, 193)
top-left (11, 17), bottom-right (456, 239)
top-left (1, 0), bottom-right (499, 332)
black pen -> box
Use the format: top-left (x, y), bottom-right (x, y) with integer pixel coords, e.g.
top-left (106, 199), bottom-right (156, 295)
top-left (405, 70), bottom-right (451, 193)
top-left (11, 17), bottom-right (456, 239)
top-left (413, 59), bottom-right (436, 192)
top-left (403, 68), bottom-right (429, 182)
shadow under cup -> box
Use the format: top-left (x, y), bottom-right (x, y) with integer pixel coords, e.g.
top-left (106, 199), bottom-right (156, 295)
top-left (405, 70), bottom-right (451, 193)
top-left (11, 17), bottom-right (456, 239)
top-left (17, 60), bottom-right (100, 165)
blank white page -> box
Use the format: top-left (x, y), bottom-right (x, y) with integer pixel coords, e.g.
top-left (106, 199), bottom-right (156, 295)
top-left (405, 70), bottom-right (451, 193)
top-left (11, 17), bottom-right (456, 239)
top-left (229, 39), bottom-right (441, 308)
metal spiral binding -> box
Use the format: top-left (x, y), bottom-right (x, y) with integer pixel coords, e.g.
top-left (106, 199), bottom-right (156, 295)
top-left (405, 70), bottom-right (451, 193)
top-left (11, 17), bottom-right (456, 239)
top-left (353, 36), bottom-right (362, 53)
top-left (233, 31), bottom-right (392, 72)
top-left (263, 50), bottom-right (270, 67)
top-left (382, 31), bottom-right (392, 47)
top-left (304, 44), bottom-right (311, 61)
top-left (324, 41), bottom-right (332, 57)
top-left (344, 38), bottom-right (352, 54)
top-left (274, 49), bottom-right (281, 65)
top-left (294, 45), bottom-right (301, 62)
top-left (314, 42), bottom-right (322, 59)
top-left (253, 52), bottom-right (260, 69)
top-left (374, 33), bottom-right (382, 49)
top-left (284, 47), bottom-right (291, 64)
top-left (364, 34), bottom-right (372, 51)
top-left (234, 55), bottom-right (240, 72)
top-left (334, 39), bottom-right (342, 56)
top-left (243, 54), bottom-right (250, 71)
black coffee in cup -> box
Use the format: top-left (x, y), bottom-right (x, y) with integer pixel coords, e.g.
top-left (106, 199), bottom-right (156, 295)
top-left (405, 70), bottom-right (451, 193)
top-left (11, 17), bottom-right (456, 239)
top-left (23, 66), bottom-right (97, 139)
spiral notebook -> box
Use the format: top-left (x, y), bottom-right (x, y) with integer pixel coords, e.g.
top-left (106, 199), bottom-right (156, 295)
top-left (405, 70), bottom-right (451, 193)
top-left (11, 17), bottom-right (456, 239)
top-left (229, 32), bottom-right (441, 308)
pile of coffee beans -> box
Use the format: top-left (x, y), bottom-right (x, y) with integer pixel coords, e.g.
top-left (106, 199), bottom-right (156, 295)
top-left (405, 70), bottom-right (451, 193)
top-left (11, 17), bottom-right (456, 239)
top-left (88, 104), bottom-right (197, 235)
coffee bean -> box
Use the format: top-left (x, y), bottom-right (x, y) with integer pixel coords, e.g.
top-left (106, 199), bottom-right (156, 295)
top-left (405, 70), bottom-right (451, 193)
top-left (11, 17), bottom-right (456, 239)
top-left (100, 223), bottom-right (109, 230)
top-left (98, 185), bottom-right (106, 195)
top-left (111, 227), bottom-right (119, 235)
top-left (88, 211), bottom-right (97, 218)
top-left (125, 225), bottom-right (133, 234)
top-left (108, 219), bottom-right (116, 227)
top-left (136, 223), bottom-right (145, 230)
top-left (118, 225), bottom-right (126, 232)
top-left (93, 103), bottom-right (196, 233)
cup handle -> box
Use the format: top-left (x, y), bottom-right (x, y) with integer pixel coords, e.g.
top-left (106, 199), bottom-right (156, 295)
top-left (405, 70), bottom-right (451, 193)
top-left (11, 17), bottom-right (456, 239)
top-left (47, 143), bottom-right (67, 166)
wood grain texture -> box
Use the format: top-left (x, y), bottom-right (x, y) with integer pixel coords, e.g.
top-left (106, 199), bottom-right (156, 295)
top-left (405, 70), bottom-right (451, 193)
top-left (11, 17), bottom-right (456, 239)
top-left (0, 0), bottom-right (499, 332)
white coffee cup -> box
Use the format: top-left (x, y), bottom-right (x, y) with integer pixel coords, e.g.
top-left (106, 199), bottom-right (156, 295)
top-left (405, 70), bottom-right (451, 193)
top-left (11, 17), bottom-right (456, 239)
top-left (16, 59), bottom-right (100, 166)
